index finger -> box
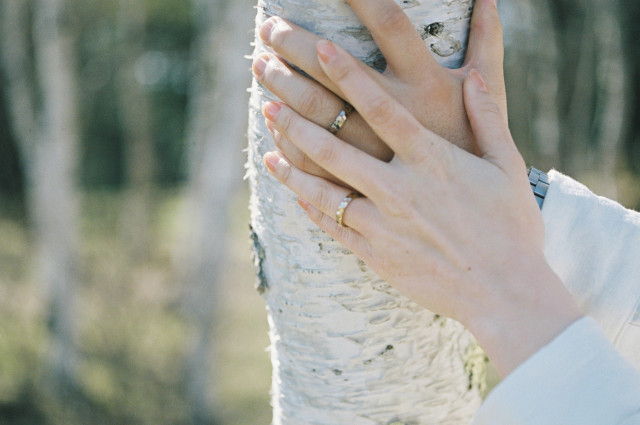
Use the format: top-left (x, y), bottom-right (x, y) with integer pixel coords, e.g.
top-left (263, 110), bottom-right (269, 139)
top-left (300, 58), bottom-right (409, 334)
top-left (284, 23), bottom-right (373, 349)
top-left (316, 40), bottom-right (447, 165)
top-left (344, 0), bottom-right (444, 80)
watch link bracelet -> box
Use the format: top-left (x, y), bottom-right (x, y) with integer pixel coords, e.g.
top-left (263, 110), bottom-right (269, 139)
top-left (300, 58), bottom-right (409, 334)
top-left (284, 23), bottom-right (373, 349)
top-left (527, 167), bottom-right (549, 209)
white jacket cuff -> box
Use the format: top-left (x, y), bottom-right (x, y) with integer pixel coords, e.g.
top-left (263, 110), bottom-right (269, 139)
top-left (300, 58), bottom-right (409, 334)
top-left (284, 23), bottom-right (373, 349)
top-left (473, 317), bottom-right (640, 425)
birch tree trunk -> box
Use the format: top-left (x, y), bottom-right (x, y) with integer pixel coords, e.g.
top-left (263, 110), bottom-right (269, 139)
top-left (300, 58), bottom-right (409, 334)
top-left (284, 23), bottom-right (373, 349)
top-left (248, 1), bottom-right (486, 424)
top-left (175, 0), bottom-right (252, 422)
top-left (116, 0), bottom-right (156, 261)
top-left (1, 0), bottom-right (81, 392)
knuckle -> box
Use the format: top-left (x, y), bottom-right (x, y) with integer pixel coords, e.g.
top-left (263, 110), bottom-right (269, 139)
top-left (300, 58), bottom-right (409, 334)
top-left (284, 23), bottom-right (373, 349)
top-left (278, 108), bottom-right (294, 134)
top-left (365, 97), bottom-right (396, 128)
top-left (314, 141), bottom-right (339, 166)
top-left (279, 159), bottom-right (293, 184)
top-left (297, 87), bottom-right (323, 118)
top-left (268, 20), bottom-right (292, 49)
top-left (311, 184), bottom-right (333, 212)
top-left (478, 99), bottom-right (503, 118)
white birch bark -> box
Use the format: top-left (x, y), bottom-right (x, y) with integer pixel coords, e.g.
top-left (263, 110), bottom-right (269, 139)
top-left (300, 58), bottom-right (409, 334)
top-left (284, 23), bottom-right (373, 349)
top-left (247, 1), bottom-right (486, 424)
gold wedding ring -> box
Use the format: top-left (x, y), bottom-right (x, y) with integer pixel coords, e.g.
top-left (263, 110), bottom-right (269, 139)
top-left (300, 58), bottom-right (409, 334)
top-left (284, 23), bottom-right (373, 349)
top-left (335, 191), bottom-right (362, 227)
top-left (328, 103), bottom-right (354, 134)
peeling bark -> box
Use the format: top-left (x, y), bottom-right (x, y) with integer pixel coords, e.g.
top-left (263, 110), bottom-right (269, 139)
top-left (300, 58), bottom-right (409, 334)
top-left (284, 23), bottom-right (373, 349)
top-left (247, 1), bottom-right (484, 424)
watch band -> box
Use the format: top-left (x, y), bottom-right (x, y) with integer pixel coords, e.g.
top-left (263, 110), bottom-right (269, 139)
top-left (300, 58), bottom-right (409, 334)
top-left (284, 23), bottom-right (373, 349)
top-left (527, 167), bottom-right (549, 209)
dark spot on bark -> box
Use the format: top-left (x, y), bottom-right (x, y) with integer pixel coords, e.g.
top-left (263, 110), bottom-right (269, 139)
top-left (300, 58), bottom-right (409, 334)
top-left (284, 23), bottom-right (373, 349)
top-left (400, 0), bottom-right (419, 7)
top-left (421, 22), bottom-right (445, 39)
top-left (364, 49), bottom-right (387, 73)
top-left (250, 225), bottom-right (268, 294)
top-left (332, 369), bottom-right (343, 376)
top-left (318, 242), bottom-right (323, 251)
top-left (385, 345), bottom-right (394, 352)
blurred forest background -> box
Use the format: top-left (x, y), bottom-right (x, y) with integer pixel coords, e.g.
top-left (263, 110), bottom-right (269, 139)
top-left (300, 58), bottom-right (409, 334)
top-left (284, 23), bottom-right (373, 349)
top-left (0, 0), bottom-right (638, 424)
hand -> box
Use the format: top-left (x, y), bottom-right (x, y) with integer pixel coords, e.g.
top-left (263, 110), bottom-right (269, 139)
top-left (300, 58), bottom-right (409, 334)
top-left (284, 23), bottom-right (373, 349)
top-left (260, 39), bottom-right (582, 377)
top-left (253, 0), bottom-right (506, 185)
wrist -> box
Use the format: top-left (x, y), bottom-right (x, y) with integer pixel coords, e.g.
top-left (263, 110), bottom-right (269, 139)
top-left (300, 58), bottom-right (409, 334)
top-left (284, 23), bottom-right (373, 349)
top-left (464, 255), bottom-right (583, 377)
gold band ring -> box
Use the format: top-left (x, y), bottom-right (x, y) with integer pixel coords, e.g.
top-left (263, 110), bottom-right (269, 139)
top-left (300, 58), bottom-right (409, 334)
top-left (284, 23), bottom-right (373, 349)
top-left (328, 103), bottom-right (354, 134)
top-left (335, 191), bottom-right (362, 227)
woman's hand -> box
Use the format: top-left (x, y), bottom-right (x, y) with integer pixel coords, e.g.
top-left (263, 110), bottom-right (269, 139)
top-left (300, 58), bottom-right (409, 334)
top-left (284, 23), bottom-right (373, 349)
top-left (261, 39), bottom-right (582, 377)
top-left (253, 0), bottom-right (506, 185)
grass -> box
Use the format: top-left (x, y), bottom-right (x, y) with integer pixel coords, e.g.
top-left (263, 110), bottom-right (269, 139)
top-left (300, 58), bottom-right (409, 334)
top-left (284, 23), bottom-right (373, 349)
top-left (0, 187), bottom-right (271, 425)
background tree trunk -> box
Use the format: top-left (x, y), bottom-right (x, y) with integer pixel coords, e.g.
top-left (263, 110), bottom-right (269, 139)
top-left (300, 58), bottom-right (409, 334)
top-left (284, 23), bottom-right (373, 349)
top-left (175, 0), bottom-right (253, 423)
top-left (248, 1), bottom-right (486, 424)
top-left (116, 0), bottom-right (156, 261)
top-left (2, 0), bottom-right (82, 394)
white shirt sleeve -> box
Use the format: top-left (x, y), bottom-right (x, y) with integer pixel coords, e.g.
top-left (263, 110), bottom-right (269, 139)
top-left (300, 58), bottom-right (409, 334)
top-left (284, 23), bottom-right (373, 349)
top-left (542, 170), bottom-right (640, 367)
top-left (474, 171), bottom-right (640, 424)
top-left (473, 317), bottom-right (640, 425)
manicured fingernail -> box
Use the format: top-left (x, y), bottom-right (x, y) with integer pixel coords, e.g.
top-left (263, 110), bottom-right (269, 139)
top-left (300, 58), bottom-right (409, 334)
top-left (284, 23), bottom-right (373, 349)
top-left (262, 102), bottom-right (281, 121)
top-left (470, 69), bottom-right (489, 93)
top-left (260, 17), bottom-right (276, 44)
top-left (317, 40), bottom-right (338, 64)
top-left (253, 54), bottom-right (269, 79)
top-left (298, 199), bottom-right (310, 211)
top-left (264, 151), bottom-right (281, 173)
top-left (493, 0), bottom-right (498, 7)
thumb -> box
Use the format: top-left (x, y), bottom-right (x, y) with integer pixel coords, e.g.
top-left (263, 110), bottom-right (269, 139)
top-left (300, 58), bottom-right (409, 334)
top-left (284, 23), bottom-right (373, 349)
top-left (464, 0), bottom-right (504, 76)
top-left (463, 69), bottom-right (518, 167)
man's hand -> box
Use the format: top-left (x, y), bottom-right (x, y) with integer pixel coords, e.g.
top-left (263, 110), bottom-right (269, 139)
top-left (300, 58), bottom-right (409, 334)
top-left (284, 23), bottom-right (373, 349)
top-left (252, 0), bottom-right (506, 185)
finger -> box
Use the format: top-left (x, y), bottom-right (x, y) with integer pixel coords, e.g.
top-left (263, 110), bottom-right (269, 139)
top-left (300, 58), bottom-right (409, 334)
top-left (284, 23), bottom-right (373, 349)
top-left (463, 69), bottom-right (520, 169)
top-left (253, 53), bottom-right (346, 130)
top-left (263, 150), bottom-right (378, 237)
top-left (266, 119), bottom-right (348, 186)
top-left (260, 17), bottom-right (385, 97)
top-left (344, 0), bottom-right (443, 80)
top-left (255, 53), bottom-right (395, 165)
top-left (316, 40), bottom-right (447, 165)
top-left (464, 0), bottom-right (504, 82)
top-left (262, 101), bottom-right (392, 201)
top-left (299, 201), bottom-right (373, 261)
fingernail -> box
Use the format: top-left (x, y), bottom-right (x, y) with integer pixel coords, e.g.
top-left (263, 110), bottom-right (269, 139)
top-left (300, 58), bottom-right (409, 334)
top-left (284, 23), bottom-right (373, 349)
top-left (470, 69), bottom-right (489, 93)
top-left (317, 40), bottom-right (338, 64)
top-left (253, 55), bottom-right (269, 79)
top-left (260, 17), bottom-right (276, 44)
top-left (298, 199), bottom-right (310, 211)
top-left (264, 151), bottom-right (281, 173)
top-left (493, 0), bottom-right (498, 7)
top-left (262, 102), bottom-right (281, 121)
top-left (265, 118), bottom-right (275, 134)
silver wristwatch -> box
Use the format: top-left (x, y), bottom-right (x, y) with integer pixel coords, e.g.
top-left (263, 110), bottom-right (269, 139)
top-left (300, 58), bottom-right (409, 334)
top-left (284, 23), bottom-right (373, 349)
top-left (527, 167), bottom-right (549, 209)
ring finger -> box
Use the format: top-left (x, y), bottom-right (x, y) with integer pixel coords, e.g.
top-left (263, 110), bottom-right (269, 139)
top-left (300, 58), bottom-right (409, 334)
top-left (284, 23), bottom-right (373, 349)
top-left (254, 53), bottom-right (394, 162)
top-left (254, 53), bottom-right (347, 130)
top-left (263, 150), bottom-right (378, 237)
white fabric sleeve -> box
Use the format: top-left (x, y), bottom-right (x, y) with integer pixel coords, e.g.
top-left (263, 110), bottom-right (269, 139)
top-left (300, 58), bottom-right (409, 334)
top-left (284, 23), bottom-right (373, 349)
top-left (542, 170), bottom-right (640, 367)
top-left (473, 317), bottom-right (640, 425)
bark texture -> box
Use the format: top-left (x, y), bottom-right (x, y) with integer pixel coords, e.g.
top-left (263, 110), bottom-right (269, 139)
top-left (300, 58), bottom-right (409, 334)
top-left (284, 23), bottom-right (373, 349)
top-left (247, 1), bottom-right (485, 424)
